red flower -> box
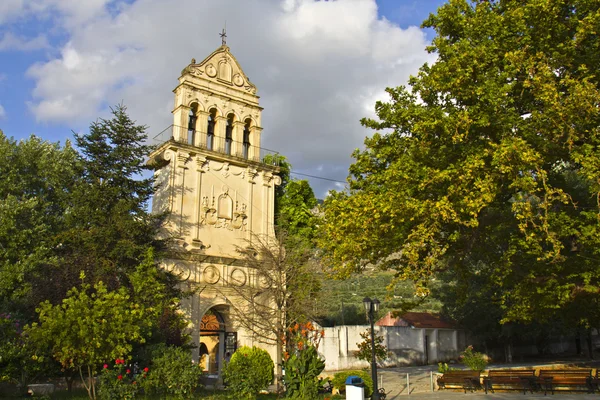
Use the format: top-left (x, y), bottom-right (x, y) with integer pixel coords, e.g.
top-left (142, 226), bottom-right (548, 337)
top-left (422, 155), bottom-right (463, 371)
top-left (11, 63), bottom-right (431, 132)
top-left (132, 381), bottom-right (137, 385)
top-left (117, 375), bottom-right (123, 380)
top-left (103, 364), bottom-right (108, 369)
top-left (143, 367), bottom-right (149, 373)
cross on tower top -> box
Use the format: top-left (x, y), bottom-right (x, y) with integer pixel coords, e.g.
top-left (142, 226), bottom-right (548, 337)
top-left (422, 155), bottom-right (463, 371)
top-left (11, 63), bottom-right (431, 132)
top-left (220, 27), bottom-right (227, 46)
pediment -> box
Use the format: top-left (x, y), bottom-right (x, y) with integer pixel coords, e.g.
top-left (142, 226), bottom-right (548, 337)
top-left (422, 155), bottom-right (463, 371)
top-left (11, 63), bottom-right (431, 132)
top-left (181, 45), bottom-right (257, 94)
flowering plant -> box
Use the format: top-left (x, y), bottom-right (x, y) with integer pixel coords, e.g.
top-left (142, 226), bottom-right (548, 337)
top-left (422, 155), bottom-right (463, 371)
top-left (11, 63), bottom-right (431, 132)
top-left (98, 358), bottom-right (147, 400)
top-left (459, 345), bottom-right (489, 371)
top-left (282, 322), bottom-right (325, 399)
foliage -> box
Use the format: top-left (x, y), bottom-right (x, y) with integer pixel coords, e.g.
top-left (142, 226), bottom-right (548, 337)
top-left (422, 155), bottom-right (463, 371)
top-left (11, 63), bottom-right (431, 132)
top-left (459, 346), bottom-right (488, 372)
top-left (319, 0), bottom-right (600, 327)
top-left (354, 328), bottom-right (388, 366)
top-left (222, 346), bottom-right (274, 400)
top-left (98, 358), bottom-right (146, 400)
top-left (141, 345), bottom-right (203, 399)
top-left (437, 362), bottom-right (454, 373)
top-left (45, 104), bottom-right (164, 300)
top-left (0, 132), bottom-right (79, 313)
top-left (282, 322), bottom-right (325, 399)
top-left (330, 370), bottom-right (373, 398)
top-left (26, 277), bottom-right (147, 399)
top-left (278, 179), bottom-right (319, 240)
top-left (0, 313), bottom-right (58, 395)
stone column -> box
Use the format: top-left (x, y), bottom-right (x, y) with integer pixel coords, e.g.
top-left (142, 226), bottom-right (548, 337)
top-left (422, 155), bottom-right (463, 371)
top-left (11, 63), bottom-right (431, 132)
top-left (214, 116), bottom-right (227, 153)
top-left (175, 151), bottom-right (190, 238)
top-left (172, 104), bottom-right (191, 142)
top-left (249, 126), bottom-right (263, 161)
top-left (195, 110), bottom-right (209, 148)
top-left (232, 121), bottom-right (244, 157)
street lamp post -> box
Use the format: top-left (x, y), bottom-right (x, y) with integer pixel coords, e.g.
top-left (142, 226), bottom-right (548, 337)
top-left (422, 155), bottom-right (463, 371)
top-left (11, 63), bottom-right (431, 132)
top-left (363, 297), bottom-right (380, 400)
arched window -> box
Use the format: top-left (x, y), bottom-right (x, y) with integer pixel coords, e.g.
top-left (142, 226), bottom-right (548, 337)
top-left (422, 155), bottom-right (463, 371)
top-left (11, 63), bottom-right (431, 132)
top-left (207, 109), bottom-right (216, 150)
top-left (188, 103), bottom-right (198, 145)
top-left (243, 119), bottom-right (251, 159)
top-left (225, 114), bottom-right (234, 155)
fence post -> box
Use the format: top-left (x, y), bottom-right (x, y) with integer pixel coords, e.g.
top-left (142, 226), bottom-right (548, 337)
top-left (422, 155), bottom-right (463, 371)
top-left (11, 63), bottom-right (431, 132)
top-left (407, 373), bottom-right (410, 395)
top-left (430, 371), bottom-right (434, 392)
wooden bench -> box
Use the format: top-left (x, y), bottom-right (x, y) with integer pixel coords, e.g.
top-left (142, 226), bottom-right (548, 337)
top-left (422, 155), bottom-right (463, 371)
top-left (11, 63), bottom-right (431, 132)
top-left (538, 369), bottom-right (593, 395)
top-left (483, 369), bottom-right (537, 394)
top-left (437, 370), bottom-right (481, 393)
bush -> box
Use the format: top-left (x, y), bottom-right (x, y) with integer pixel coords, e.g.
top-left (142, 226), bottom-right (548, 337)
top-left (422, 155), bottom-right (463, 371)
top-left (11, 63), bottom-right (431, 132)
top-left (437, 362), bottom-right (454, 373)
top-left (331, 370), bottom-right (373, 398)
top-left (460, 345), bottom-right (488, 371)
top-left (141, 346), bottom-right (203, 399)
top-left (222, 346), bottom-right (274, 399)
top-left (98, 358), bottom-right (145, 400)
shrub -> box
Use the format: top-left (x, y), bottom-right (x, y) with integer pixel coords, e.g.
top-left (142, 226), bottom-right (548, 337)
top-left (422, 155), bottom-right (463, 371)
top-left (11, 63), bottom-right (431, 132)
top-left (142, 346), bottom-right (203, 399)
top-left (459, 345), bottom-right (488, 371)
top-left (437, 362), bottom-right (454, 373)
top-left (98, 358), bottom-right (145, 400)
top-left (222, 346), bottom-right (274, 399)
top-left (331, 370), bottom-right (373, 398)
top-left (283, 345), bottom-right (325, 399)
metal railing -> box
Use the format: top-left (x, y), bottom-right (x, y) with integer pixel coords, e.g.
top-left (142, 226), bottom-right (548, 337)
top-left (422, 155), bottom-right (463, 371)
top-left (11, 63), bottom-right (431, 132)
top-left (151, 125), bottom-right (281, 166)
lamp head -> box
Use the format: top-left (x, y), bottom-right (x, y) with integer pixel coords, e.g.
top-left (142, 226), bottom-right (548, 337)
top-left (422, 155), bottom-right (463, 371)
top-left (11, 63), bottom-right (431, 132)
top-left (363, 297), bottom-right (372, 312)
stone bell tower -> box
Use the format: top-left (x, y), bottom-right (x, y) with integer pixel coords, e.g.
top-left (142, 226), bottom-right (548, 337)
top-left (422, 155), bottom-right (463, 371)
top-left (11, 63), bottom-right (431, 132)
top-left (149, 41), bottom-right (281, 375)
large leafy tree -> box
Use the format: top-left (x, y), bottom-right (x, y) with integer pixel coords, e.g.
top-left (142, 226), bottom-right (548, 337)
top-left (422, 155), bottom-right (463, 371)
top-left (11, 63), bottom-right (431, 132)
top-left (320, 0), bottom-right (600, 325)
top-left (0, 132), bottom-right (79, 312)
top-left (30, 104), bottom-right (165, 305)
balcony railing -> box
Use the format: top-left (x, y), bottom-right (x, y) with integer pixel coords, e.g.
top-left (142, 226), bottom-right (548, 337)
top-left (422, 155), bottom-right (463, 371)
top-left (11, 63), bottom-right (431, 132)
top-left (151, 125), bottom-right (281, 166)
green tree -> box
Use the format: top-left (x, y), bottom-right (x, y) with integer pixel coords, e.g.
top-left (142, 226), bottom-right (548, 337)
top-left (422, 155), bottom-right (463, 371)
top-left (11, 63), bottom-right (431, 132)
top-left (0, 132), bottom-right (79, 313)
top-left (355, 328), bottom-right (388, 366)
top-left (41, 104), bottom-right (163, 298)
top-left (27, 276), bottom-right (147, 400)
top-left (278, 179), bottom-right (319, 240)
top-left (320, 0), bottom-right (600, 325)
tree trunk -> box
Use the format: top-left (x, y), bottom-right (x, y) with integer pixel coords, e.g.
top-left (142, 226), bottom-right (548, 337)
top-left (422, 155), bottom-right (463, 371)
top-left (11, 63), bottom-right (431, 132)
top-left (504, 342), bottom-right (513, 363)
top-left (587, 330), bottom-right (594, 360)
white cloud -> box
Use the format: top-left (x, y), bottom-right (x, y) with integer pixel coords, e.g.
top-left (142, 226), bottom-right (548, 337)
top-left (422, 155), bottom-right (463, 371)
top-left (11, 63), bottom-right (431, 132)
top-left (0, 33), bottom-right (49, 51)
top-left (24, 0), bottom-right (435, 196)
top-left (0, 104), bottom-right (6, 120)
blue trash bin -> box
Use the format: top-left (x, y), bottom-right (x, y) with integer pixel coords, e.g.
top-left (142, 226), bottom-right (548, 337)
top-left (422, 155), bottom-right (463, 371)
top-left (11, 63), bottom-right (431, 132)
top-left (345, 375), bottom-right (365, 400)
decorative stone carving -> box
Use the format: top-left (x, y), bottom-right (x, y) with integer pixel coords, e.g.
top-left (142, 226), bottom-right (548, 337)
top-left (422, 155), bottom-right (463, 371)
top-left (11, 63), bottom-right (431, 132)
top-left (206, 64), bottom-right (217, 77)
top-left (195, 155), bottom-right (209, 172)
top-left (247, 167), bottom-right (258, 183)
top-left (190, 68), bottom-right (203, 77)
top-left (257, 272), bottom-right (272, 289)
top-left (230, 268), bottom-right (247, 286)
top-left (177, 152), bottom-right (190, 168)
top-left (203, 265), bottom-right (221, 284)
top-left (212, 162), bottom-right (230, 178)
top-left (233, 74), bottom-right (244, 87)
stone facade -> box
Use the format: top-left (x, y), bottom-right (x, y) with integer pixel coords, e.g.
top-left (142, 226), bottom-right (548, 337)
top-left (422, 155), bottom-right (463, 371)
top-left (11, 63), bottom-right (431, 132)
top-left (149, 44), bottom-right (280, 377)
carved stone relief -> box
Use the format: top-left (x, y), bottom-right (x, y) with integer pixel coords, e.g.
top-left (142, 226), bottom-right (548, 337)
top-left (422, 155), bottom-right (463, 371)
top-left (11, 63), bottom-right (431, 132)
top-left (206, 64), bottom-right (217, 77)
top-left (200, 186), bottom-right (247, 231)
top-left (203, 265), bottom-right (221, 284)
top-left (230, 268), bottom-right (247, 286)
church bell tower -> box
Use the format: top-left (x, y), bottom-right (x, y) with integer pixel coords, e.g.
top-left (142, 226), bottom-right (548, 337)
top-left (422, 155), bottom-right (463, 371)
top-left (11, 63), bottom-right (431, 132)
top-left (149, 39), bottom-right (281, 374)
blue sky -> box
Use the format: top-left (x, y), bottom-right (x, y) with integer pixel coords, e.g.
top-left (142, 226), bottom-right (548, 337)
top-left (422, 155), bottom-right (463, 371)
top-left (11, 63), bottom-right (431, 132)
top-left (0, 0), bottom-right (446, 196)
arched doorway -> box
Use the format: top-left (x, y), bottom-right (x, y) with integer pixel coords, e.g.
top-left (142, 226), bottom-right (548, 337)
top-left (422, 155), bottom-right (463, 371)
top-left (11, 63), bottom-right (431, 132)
top-left (200, 307), bottom-right (237, 377)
